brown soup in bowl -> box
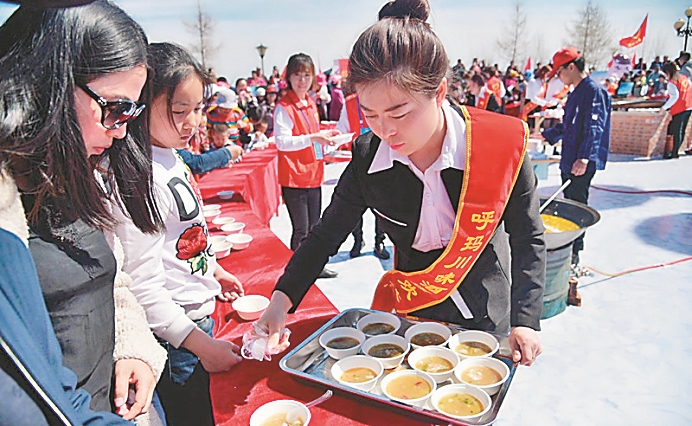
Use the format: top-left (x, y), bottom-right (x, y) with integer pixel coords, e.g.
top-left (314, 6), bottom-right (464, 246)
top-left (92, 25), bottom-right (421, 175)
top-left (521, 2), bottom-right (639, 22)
top-left (410, 332), bottom-right (446, 346)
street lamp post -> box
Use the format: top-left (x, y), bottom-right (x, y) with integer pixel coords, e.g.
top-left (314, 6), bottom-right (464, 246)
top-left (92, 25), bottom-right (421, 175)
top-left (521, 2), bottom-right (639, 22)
top-left (674, 7), bottom-right (692, 52)
top-left (256, 44), bottom-right (268, 77)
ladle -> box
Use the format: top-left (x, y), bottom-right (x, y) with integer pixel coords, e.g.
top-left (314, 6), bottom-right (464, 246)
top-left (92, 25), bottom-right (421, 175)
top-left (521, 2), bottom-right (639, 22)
top-left (539, 179), bottom-right (571, 214)
top-left (284, 389), bottom-right (333, 424)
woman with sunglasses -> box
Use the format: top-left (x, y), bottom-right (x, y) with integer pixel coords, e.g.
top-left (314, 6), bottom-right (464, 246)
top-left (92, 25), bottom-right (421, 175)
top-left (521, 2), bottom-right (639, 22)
top-left (0, 1), bottom-right (167, 423)
top-left (259, 0), bottom-right (544, 367)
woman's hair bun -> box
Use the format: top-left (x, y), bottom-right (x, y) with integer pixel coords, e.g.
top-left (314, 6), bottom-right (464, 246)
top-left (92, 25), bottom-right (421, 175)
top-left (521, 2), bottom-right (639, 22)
top-left (378, 0), bottom-right (430, 21)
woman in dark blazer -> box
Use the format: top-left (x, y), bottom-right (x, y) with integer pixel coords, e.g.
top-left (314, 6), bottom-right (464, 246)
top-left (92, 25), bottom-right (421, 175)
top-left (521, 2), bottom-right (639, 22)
top-left (258, 0), bottom-right (545, 366)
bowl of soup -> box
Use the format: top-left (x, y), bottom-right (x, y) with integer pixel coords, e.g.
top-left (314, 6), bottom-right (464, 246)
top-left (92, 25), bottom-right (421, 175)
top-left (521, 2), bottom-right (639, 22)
top-left (356, 312), bottom-right (401, 337)
top-left (360, 334), bottom-right (409, 369)
top-left (404, 322), bottom-right (452, 350)
top-left (249, 399), bottom-right (310, 426)
top-left (407, 346), bottom-right (459, 383)
top-left (430, 383), bottom-right (492, 422)
top-left (447, 330), bottom-right (499, 360)
top-left (330, 355), bottom-right (383, 392)
top-left (318, 327), bottom-right (365, 360)
top-left (380, 369), bottom-right (436, 407)
top-left (454, 356), bottom-right (509, 396)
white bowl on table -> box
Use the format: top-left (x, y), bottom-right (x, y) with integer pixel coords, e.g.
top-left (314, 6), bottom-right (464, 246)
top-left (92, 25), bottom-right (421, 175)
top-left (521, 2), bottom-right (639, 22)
top-left (208, 235), bottom-right (228, 246)
top-left (407, 346), bottom-right (459, 383)
top-left (380, 369), bottom-right (436, 408)
top-left (429, 383), bottom-right (492, 422)
top-left (454, 356), bottom-right (509, 396)
top-left (217, 190), bottom-right (235, 200)
top-left (356, 312), bottom-right (401, 337)
top-left (211, 241), bottom-right (233, 259)
top-left (404, 321), bottom-right (452, 350)
top-left (318, 327), bottom-right (365, 360)
top-left (330, 354), bottom-right (383, 392)
top-left (226, 233), bottom-right (252, 250)
top-left (249, 399), bottom-right (311, 426)
top-left (203, 209), bottom-right (221, 222)
top-left (232, 295), bottom-right (270, 321)
top-left (447, 330), bottom-right (499, 360)
top-left (221, 222), bottom-right (245, 235)
top-left (211, 216), bottom-right (235, 230)
top-left (360, 334), bottom-right (409, 369)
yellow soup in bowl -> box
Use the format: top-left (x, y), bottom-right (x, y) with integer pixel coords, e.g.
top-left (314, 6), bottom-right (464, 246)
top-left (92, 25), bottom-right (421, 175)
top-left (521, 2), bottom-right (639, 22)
top-left (455, 341), bottom-right (493, 357)
top-left (340, 367), bottom-right (377, 383)
top-left (386, 375), bottom-right (432, 400)
top-left (437, 393), bottom-right (484, 417)
top-left (261, 413), bottom-right (304, 426)
top-left (415, 356), bottom-right (454, 373)
top-left (460, 365), bottom-right (503, 386)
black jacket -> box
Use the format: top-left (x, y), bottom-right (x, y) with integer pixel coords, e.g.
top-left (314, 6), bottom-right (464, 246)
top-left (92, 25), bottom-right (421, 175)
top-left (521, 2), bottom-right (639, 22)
top-left (276, 110), bottom-right (546, 331)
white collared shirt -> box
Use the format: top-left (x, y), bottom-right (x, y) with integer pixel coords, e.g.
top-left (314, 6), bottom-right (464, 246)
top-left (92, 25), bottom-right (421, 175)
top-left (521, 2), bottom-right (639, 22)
top-left (368, 102), bottom-right (473, 318)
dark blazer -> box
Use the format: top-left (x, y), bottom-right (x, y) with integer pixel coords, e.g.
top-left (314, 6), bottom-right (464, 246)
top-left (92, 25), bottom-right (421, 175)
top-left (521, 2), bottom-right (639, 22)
top-left (276, 111), bottom-right (546, 332)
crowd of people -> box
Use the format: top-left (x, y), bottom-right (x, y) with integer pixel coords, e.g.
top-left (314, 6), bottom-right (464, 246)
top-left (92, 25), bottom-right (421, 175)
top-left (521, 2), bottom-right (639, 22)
top-left (0, 0), bottom-right (688, 425)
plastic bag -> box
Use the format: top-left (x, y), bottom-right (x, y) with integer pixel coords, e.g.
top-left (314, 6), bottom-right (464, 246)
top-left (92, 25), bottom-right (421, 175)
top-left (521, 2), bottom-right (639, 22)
top-left (241, 321), bottom-right (291, 361)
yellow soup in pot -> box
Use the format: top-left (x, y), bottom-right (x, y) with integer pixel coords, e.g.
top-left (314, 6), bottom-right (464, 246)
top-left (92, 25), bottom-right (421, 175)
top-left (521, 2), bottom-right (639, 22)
top-left (415, 356), bottom-right (454, 373)
top-left (261, 413), bottom-right (304, 426)
top-left (460, 365), bottom-right (503, 386)
top-left (455, 341), bottom-right (493, 357)
top-left (386, 375), bottom-right (432, 400)
top-left (437, 393), bottom-right (484, 417)
top-left (541, 214), bottom-right (580, 233)
top-left (340, 367), bottom-right (377, 383)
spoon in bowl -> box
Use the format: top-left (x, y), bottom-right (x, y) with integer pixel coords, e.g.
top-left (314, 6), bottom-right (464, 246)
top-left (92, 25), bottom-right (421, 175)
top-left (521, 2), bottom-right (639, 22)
top-left (284, 389), bottom-right (333, 425)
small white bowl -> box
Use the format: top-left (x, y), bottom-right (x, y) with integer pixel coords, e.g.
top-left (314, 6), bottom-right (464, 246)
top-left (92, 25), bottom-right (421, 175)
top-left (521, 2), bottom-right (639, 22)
top-left (356, 312), bottom-right (401, 337)
top-left (360, 334), bottom-right (409, 369)
top-left (203, 209), bottom-right (221, 221)
top-left (447, 330), bottom-right (500, 360)
top-left (212, 241), bottom-right (233, 259)
top-left (380, 369), bottom-right (436, 408)
top-left (203, 204), bottom-right (221, 211)
top-left (221, 222), bottom-right (245, 234)
top-left (430, 383), bottom-right (492, 421)
top-left (249, 399), bottom-right (311, 426)
top-left (318, 327), bottom-right (365, 360)
top-left (231, 295), bottom-right (270, 321)
top-left (211, 216), bottom-right (235, 230)
top-left (404, 322), bottom-right (452, 350)
top-left (226, 233), bottom-right (252, 250)
top-left (408, 346), bottom-right (459, 383)
top-left (454, 356), bottom-right (510, 396)
top-left (330, 355), bottom-right (383, 392)
top-left (208, 235), bottom-right (228, 246)
top-left (217, 190), bottom-right (235, 200)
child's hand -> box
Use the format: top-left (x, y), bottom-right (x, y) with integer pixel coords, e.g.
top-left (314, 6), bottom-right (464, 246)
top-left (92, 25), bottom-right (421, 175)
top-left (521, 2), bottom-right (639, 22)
top-left (199, 338), bottom-right (243, 373)
top-left (113, 358), bottom-right (156, 420)
top-left (215, 265), bottom-right (244, 302)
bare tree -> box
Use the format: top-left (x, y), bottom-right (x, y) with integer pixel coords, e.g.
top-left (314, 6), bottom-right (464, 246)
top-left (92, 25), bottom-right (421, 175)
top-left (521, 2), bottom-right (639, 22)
top-left (495, 1), bottom-right (528, 68)
top-left (184, 0), bottom-right (220, 70)
top-left (566, 0), bottom-right (614, 68)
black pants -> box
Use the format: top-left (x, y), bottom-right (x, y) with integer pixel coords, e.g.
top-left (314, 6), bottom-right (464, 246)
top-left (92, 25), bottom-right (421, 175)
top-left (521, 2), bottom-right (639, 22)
top-left (282, 186), bottom-right (322, 251)
top-left (561, 170), bottom-right (595, 257)
top-left (668, 110), bottom-right (692, 158)
top-left (351, 215), bottom-right (386, 244)
top-left (157, 361), bottom-right (213, 426)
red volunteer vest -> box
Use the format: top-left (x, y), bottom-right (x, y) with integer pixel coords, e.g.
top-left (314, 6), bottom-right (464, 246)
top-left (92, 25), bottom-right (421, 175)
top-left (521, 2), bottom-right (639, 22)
top-left (345, 94), bottom-right (366, 141)
top-left (371, 106), bottom-right (528, 314)
top-left (277, 90), bottom-right (324, 188)
top-left (476, 87), bottom-right (494, 111)
top-left (486, 76), bottom-right (504, 106)
top-left (671, 75), bottom-right (692, 116)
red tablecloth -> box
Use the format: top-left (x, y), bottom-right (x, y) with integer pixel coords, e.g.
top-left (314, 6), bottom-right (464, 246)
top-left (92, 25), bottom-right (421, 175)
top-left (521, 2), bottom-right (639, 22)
top-left (206, 201), bottom-right (433, 425)
top-left (198, 146), bottom-right (280, 225)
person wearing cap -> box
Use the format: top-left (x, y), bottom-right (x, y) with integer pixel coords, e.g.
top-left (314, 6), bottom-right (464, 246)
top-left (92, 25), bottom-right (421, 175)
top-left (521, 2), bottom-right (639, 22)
top-left (205, 87), bottom-right (253, 147)
top-left (260, 85), bottom-right (278, 137)
top-left (542, 47), bottom-right (611, 268)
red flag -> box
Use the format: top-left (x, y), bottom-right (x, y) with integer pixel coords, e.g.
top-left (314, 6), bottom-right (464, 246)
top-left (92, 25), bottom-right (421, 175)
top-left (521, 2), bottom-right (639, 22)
top-left (524, 57), bottom-right (532, 72)
top-left (631, 53), bottom-right (637, 68)
top-left (619, 15), bottom-right (647, 49)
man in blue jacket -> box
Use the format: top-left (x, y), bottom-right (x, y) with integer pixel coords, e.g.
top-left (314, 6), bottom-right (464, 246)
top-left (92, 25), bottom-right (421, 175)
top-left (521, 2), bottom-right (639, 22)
top-left (543, 47), bottom-right (611, 268)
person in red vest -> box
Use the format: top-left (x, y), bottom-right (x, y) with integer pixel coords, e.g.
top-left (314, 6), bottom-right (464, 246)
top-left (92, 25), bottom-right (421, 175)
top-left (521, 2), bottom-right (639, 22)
top-left (465, 73), bottom-right (502, 113)
top-left (661, 62), bottom-right (692, 158)
top-left (274, 52), bottom-right (340, 279)
top-left (259, 0), bottom-right (545, 367)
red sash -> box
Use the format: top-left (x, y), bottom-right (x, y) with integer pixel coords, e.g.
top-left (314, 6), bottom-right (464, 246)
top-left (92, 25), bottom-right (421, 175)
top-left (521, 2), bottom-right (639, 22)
top-left (371, 106), bottom-right (528, 314)
top-left (476, 87), bottom-right (493, 111)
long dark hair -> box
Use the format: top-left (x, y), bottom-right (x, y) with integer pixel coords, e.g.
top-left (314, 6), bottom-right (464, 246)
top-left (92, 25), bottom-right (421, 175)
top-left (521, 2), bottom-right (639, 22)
top-left (285, 53), bottom-right (315, 92)
top-left (144, 42), bottom-right (212, 132)
top-left (0, 0), bottom-right (163, 234)
top-left (349, 0), bottom-right (449, 97)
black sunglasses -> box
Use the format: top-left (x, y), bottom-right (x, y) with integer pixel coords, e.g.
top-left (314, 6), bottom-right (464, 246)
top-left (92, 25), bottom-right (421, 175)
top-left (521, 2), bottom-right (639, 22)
top-left (77, 83), bottom-right (146, 130)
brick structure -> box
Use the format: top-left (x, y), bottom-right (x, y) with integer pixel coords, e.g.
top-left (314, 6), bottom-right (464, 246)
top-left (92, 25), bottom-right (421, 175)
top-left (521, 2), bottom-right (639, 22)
top-left (610, 110), bottom-right (692, 157)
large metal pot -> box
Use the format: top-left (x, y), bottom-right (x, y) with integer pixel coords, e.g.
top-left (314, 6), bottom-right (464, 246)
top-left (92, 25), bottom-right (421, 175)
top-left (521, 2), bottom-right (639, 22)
top-left (540, 197), bottom-right (601, 250)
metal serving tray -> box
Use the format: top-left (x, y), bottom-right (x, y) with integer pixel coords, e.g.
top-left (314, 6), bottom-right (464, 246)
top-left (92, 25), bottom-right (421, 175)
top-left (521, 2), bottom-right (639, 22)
top-left (279, 308), bottom-right (517, 425)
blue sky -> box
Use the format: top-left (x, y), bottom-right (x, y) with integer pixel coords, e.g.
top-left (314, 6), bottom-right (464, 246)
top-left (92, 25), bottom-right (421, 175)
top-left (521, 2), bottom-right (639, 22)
top-left (0, 0), bottom-right (688, 81)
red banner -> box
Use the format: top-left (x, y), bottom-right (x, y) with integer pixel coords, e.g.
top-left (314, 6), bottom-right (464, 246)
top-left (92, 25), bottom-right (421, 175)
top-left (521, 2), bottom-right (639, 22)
top-left (619, 15), bottom-right (647, 49)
